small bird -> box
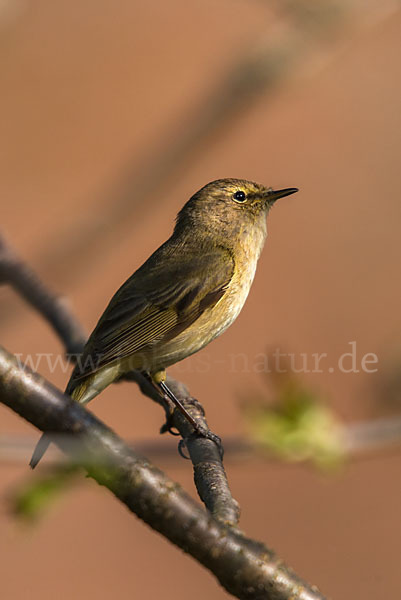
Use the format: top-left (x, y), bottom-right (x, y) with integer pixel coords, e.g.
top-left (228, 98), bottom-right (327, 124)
top-left (30, 178), bottom-right (297, 468)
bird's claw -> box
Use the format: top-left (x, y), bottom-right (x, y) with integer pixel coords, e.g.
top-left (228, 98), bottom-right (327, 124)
top-left (160, 413), bottom-right (180, 436)
top-left (204, 430), bottom-right (224, 459)
top-left (178, 439), bottom-right (190, 459)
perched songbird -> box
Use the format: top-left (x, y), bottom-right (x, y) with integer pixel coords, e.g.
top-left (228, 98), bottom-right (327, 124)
top-left (30, 178), bottom-right (297, 468)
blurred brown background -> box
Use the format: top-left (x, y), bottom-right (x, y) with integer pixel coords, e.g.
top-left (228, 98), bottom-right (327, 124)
top-left (1, 1), bottom-right (401, 599)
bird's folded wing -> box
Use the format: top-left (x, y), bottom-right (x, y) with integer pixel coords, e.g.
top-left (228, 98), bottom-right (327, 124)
top-left (72, 247), bottom-right (234, 379)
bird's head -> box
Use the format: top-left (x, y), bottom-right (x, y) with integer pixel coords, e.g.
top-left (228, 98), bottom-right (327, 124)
top-left (174, 178), bottom-right (298, 244)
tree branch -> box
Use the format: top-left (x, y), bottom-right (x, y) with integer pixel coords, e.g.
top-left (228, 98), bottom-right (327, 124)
top-left (0, 346), bottom-right (325, 600)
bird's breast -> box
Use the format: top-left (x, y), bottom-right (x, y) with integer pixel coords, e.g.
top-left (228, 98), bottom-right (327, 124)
top-left (152, 227), bottom-right (266, 370)
top-left (212, 255), bottom-right (258, 335)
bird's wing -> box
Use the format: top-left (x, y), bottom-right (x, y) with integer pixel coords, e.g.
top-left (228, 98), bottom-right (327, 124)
top-left (72, 246), bottom-right (234, 380)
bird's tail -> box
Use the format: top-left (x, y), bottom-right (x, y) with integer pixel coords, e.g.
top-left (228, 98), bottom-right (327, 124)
top-left (29, 433), bottom-right (52, 469)
top-left (29, 378), bottom-right (88, 469)
top-left (29, 365), bottom-right (118, 468)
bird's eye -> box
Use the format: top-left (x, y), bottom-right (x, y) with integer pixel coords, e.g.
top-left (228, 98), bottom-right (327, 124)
top-left (233, 190), bottom-right (246, 203)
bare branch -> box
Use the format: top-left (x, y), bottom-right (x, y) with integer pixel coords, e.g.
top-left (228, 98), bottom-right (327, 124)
top-left (0, 346), bottom-right (326, 600)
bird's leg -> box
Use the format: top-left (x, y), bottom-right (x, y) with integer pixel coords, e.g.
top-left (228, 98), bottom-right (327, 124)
top-left (157, 380), bottom-right (223, 458)
top-left (158, 380), bottom-right (204, 431)
top-left (142, 371), bottom-right (223, 457)
top-left (141, 372), bottom-right (180, 435)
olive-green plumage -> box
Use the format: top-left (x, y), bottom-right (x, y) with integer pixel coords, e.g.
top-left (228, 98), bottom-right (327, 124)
top-left (30, 178), bottom-right (297, 467)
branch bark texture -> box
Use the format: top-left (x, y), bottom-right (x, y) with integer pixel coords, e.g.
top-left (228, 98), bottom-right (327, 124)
top-left (0, 347), bottom-right (325, 600)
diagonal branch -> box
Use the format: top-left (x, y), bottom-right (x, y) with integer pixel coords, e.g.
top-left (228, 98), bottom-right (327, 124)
top-left (0, 346), bottom-right (326, 600)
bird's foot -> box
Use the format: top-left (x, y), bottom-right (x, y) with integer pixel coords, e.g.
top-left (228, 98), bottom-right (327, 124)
top-left (161, 414), bottom-right (224, 458)
top-left (156, 379), bottom-right (223, 458)
top-left (187, 424), bottom-right (224, 459)
top-left (178, 430), bottom-right (224, 460)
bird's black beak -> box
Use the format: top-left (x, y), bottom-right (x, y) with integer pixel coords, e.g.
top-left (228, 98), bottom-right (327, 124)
top-left (264, 187), bottom-right (298, 205)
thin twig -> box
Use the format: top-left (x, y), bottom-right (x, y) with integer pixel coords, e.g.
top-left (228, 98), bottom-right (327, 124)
top-left (122, 371), bottom-right (240, 525)
top-left (3, 414), bottom-right (401, 467)
top-left (0, 346), bottom-right (326, 600)
top-left (343, 415), bottom-right (401, 455)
